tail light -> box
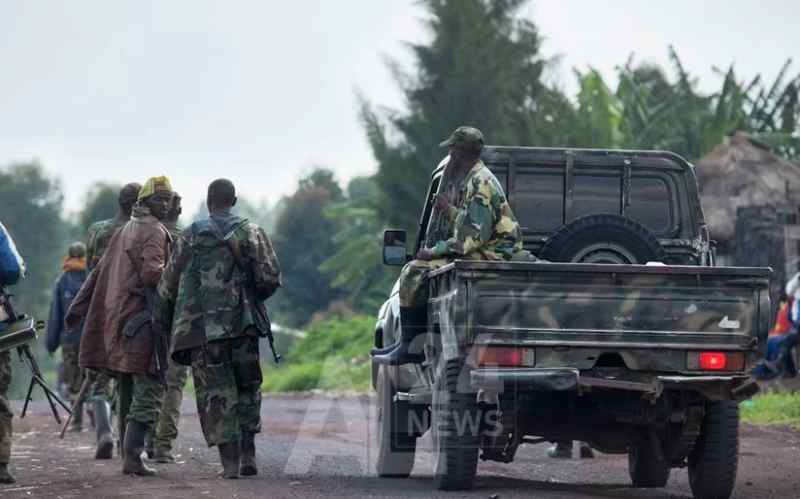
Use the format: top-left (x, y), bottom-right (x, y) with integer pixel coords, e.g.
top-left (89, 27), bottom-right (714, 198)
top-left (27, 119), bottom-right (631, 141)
top-left (687, 351), bottom-right (744, 371)
top-left (476, 346), bottom-right (535, 367)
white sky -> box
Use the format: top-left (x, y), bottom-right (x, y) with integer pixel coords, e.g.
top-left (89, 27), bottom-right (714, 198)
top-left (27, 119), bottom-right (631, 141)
top-left (1, 0), bottom-right (798, 216)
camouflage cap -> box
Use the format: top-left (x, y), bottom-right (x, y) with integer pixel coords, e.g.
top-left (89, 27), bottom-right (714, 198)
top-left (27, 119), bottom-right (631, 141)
top-left (68, 241), bottom-right (87, 258)
top-left (438, 126), bottom-right (485, 149)
top-left (138, 176), bottom-right (173, 201)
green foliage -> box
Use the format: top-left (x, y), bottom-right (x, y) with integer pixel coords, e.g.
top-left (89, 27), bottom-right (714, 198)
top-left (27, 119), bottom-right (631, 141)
top-left (0, 162), bottom-right (66, 398)
top-left (270, 168), bottom-right (344, 327)
top-left (320, 176), bottom-right (398, 314)
top-left (741, 391), bottom-right (800, 430)
top-left (261, 315), bottom-right (374, 392)
top-left (77, 182), bottom-right (121, 233)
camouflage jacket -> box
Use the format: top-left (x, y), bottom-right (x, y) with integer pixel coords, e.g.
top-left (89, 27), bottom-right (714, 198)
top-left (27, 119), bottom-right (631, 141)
top-left (430, 160), bottom-right (522, 260)
top-left (154, 210), bottom-right (281, 365)
top-left (86, 213), bottom-right (128, 270)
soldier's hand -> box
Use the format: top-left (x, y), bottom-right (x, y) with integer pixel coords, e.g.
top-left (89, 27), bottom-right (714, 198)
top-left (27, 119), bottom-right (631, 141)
top-left (434, 193), bottom-right (451, 212)
top-left (416, 248), bottom-right (435, 261)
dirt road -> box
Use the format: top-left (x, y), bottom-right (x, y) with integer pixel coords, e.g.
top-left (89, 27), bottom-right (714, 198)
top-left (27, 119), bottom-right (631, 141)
top-left (2, 394), bottom-right (799, 499)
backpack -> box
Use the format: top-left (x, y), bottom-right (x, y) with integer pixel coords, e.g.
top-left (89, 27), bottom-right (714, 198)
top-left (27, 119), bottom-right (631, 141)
top-left (0, 221), bottom-right (26, 285)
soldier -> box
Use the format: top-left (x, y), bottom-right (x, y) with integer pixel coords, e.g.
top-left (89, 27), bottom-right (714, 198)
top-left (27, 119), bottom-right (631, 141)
top-left (45, 242), bottom-right (88, 432)
top-left (67, 176), bottom-right (174, 476)
top-left (147, 194), bottom-right (190, 463)
top-left (84, 182), bottom-right (141, 459)
top-left (154, 178), bottom-right (281, 479)
top-left (373, 126), bottom-right (522, 365)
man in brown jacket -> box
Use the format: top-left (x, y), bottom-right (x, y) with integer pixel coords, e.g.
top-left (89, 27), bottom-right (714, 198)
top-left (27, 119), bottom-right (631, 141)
top-left (67, 176), bottom-right (174, 476)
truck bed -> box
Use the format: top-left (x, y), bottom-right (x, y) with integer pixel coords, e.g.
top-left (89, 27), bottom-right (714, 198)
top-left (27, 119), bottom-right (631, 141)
top-left (427, 261), bottom-right (771, 373)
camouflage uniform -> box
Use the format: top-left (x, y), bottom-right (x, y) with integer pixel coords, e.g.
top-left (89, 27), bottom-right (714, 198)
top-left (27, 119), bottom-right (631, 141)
top-left (150, 220), bottom-right (189, 456)
top-left (399, 159), bottom-right (522, 307)
top-left (0, 351), bottom-right (11, 468)
top-left (61, 346), bottom-right (83, 401)
top-left (150, 359), bottom-right (189, 454)
top-left (84, 216), bottom-right (127, 403)
top-left (155, 209), bottom-right (281, 447)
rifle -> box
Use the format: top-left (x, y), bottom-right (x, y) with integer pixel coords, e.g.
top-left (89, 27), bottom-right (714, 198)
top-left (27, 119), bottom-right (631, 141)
top-left (207, 219), bottom-right (281, 364)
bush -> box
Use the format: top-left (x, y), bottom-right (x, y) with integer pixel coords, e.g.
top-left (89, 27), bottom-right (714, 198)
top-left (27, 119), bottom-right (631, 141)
top-left (262, 314), bottom-right (374, 393)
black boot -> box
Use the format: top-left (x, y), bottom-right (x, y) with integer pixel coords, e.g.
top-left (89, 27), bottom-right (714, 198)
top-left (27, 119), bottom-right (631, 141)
top-left (122, 420), bottom-right (156, 476)
top-left (371, 306), bottom-right (427, 365)
top-left (218, 441), bottom-right (240, 479)
top-left (240, 432), bottom-right (257, 476)
top-left (94, 400), bottom-right (114, 459)
top-left (0, 463), bottom-right (15, 484)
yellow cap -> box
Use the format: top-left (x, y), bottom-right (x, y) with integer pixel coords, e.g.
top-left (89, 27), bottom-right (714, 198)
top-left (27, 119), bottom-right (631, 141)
top-left (138, 176), bottom-right (173, 201)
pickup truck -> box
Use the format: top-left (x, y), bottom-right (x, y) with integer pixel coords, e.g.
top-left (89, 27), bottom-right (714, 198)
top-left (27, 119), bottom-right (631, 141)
top-left (372, 146), bottom-right (770, 499)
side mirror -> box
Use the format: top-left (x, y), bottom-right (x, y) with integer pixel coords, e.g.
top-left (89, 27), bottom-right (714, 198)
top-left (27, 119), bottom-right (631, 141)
top-left (383, 230), bottom-right (408, 266)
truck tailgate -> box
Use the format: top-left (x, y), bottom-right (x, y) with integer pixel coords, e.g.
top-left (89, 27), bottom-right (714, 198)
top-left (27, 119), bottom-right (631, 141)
top-left (430, 261), bottom-right (771, 353)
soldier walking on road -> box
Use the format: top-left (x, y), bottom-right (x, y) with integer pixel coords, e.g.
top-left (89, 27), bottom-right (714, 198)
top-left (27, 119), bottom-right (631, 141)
top-left (45, 242), bottom-right (88, 433)
top-left (67, 176), bottom-right (174, 476)
top-left (154, 179), bottom-right (281, 479)
top-left (83, 182), bottom-right (141, 459)
top-left (372, 126), bottom-right (522, 365)
top-left (147, 194), bottom-right (190, 463)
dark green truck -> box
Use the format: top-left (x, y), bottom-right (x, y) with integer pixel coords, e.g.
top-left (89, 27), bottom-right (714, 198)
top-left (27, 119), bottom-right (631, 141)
top-left (372, 146), bottom-right (770, 499)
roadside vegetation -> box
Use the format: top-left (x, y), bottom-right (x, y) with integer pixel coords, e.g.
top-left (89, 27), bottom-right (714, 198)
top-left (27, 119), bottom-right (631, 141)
top-left (741, 391), bottom-right (800, 430)
top-left (261, 315), bottom-right (374, 393)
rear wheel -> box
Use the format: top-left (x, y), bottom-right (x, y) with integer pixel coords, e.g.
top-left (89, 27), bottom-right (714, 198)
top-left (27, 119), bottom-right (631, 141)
top-left (375, 366), bottom-right (417, 478)
top-left (431, 358), bottom-right (480, 491)
top-left (628, 436), bottom-right (671, 488)
top-left (688, 401), bottom-right (739, 499)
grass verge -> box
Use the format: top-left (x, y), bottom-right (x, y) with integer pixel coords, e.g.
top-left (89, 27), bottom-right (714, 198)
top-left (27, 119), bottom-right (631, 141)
top-left (741, 391), bottom-right (800, 430)
top-left (261, 314), bottom-right (374, 393)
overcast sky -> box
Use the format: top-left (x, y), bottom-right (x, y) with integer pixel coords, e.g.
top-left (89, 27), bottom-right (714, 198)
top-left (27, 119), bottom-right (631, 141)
top-left (1, 1), bottom-right (798, 216)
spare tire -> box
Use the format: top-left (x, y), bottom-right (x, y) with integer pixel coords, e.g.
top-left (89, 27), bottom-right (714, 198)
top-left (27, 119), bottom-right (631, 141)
top-left (540, 214), bottom-right (667, 264)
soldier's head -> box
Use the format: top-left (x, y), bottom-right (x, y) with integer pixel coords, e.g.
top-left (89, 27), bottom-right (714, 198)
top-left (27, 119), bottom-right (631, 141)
top-left (138, 176), bottom-right (174, 221)
top-left (67, 241), bottom-right (86, 259)
top-left (164, 193), bottom-right (182, 225)
top-left (439, 126), bottom-right (484, 168)
top-left (118, 182), bottom-right (142, 217)
top-left (207, 178), bottom-right (237, 212)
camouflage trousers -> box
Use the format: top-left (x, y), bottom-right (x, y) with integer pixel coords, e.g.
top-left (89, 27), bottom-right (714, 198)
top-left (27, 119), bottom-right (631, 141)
top-left (398, 258), bottom-right (451, 307)
top-left (61, 345), bottom-right (84, 401)
top-left (0, 351), bottom-right (12, 464)
top-left (117, 373), bottom-right (165, 428)
top-left (85, 369), bottom-right (114, 403)
top-left (151, 360), bottom-right (189, 452)
top-left (190, 336), bottom-right (262, 447)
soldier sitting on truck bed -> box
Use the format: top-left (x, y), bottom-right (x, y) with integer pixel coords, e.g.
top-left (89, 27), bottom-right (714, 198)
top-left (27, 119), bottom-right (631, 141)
top-left (372, 126), bottom-right (523, 365)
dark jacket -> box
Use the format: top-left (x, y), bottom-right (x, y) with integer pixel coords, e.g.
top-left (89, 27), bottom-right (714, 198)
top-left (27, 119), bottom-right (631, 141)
top-left (46, 259), bottom-right (87, 352)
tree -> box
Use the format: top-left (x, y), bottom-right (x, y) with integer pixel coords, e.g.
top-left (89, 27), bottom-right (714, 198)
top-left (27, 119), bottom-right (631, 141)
top-left (77, 182), bottom-right (122, 233)
top-left (1, 162), bottom-right (67, 398)
top-left (361, 0), bottom-right (557, 235)
top-left (270, 168), bottom-right (344, 327)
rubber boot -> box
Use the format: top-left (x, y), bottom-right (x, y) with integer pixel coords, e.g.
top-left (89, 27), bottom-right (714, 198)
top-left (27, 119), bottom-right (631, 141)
top-left (239, 432), bottom-right (257, 476)
top-left (218, 441), bottom-right (241, 479)
top-left (0, 463), bottom-right (15, 484)
top-left (94, 400), bottom-right (114, 460)
top-left (122, 420), bottom-right (157, 476)
top-left (69, 400), bottom-right (83, 432)
top-left (547, 440), bottom-right (572, 459)
top-left (371, 306), bottom-right (427, 365)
